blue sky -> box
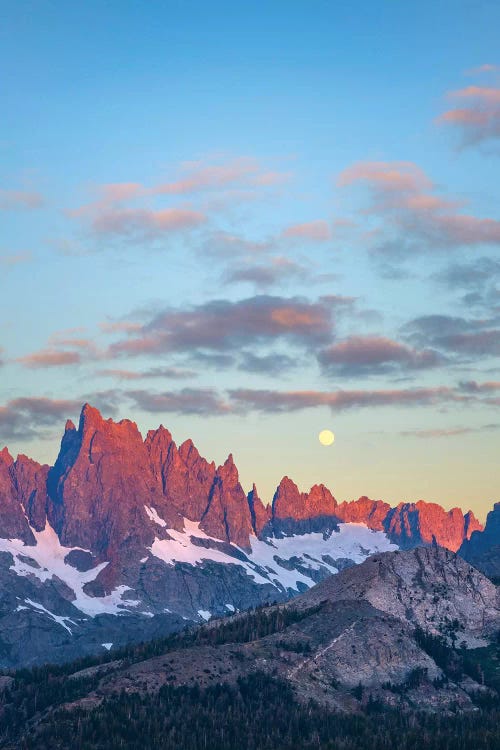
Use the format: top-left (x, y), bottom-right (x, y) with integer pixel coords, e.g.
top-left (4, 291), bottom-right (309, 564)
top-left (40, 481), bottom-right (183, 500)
top-left (1, 1), bottom-right (499, 518)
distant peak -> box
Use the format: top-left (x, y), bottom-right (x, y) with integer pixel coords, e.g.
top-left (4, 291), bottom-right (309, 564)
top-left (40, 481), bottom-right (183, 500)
top-left (277, 476), bottom-right (299, 492)
top-left (0, 446), bottom-right (13, 466)
top-left (179, 438), bottom-right (195, 457)
top-left (216, 453), bottom-right (239, 484)
top-left (145, 425), bottom-right (173, 444)
top-left (65, 419), bottom-right (76, 432)
top-left (79, 403), bottom-right (104, 430)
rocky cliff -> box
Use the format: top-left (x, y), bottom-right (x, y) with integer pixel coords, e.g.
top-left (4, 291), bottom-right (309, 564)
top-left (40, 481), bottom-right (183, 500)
top-left (0, 403), bottom-right (489, 668)
top-left (460, 503), bottom-right (500, 579)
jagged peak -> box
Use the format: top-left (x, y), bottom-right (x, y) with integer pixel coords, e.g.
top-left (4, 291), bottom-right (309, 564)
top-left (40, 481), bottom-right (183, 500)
top-left (275, 475), bottom-right (300, 494)
top-left (308, 482), bottom-right (334, 497)
top-left (145, 424), bottom-right (173, 445)
top-left (78, 403), bottom-right (107, 435)
top-left (216, 453), bottom-right (239, 484)
top-left (249, 482), bottom-right (258, 497)
top-left (78, 403), bottom-right (140, 439)
top-left (65, 419), bottom-right (76, 432)
top-left (179, 438), bottom-right (196, 458)
top-left (14, 453), bottom-right (46, 469)
top-left (0, 446), bottom-right (13, 467)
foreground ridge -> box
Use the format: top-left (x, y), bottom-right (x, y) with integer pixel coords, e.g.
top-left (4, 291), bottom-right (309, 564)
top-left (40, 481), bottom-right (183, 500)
top-left (1, 546), bottom-right (499, 748)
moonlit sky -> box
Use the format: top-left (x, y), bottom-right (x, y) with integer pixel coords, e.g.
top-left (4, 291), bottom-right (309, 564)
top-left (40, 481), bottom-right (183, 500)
top-left (1, 2), bottom-right (499, 519)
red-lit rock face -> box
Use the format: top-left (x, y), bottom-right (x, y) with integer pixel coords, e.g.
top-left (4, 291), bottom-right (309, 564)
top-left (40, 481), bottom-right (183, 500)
top-left (248, 484), bottom-right (272, 536)
top-left (46, 404), bottom-right (178, 559)
top-left (0, 448), bottom-right (35, 544)
top-left (0, 403), bottom-right (484, 567)
top-left (336, 496), bottom-right (390, 531)
top-left (200, 455), bottom-right (254, 549)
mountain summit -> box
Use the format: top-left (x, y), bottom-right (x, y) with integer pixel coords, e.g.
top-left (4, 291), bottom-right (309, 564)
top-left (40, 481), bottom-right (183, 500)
top-left (0, 404), bottom-right (487, 668)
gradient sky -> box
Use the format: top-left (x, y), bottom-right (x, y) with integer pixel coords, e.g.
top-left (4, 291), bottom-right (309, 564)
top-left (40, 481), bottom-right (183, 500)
top-left (1, 1), bottom-right (499, 519)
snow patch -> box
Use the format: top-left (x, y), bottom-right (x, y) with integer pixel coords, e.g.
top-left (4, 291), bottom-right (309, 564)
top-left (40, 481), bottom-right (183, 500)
top-left (24, 599), bottom-right (75, 634)
top-left (144, 506), bottom-right (167, 527)
top-left (149, 519), bottom-right (398, 593)
top-left (225, 604), bottom-right (235, 612)
top-left (102, 642), bottom-right (113, 651)
top-left (0, 524), bottom-right (141, 617)
top-left (149, 520), bottom-right (270, 585)
top-left (248, 523), bottom-right (398, 590)
top-left (198, 609), bottom-right (211, 621)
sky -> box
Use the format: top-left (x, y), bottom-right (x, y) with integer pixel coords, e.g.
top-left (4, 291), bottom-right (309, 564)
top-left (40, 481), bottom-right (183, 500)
top-left (1, 1), bottom-right (499, 519)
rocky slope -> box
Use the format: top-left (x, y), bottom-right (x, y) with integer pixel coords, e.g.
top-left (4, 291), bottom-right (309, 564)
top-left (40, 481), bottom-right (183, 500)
top-left (460, 503), bottom-right (500, 579)
top-left (0, 403), bottom-right (488, 668)
top-left (4, 547), bottom-right (498, 742)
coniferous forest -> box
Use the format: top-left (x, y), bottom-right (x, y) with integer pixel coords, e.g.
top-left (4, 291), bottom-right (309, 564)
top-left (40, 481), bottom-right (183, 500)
top-left (4, 672), bottom-right (500, 750)
top-left (0, 601), bottom-right (498, 749)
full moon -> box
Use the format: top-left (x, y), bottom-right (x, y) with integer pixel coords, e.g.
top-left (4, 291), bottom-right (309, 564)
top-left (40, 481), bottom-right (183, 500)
top-left (318, 429), bottom-right (335, 446)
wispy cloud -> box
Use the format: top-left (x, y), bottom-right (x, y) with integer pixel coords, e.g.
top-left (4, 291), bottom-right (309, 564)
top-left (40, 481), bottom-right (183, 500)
top-left (201, 230), bottom-right (273, 258)
top-left (97, 366), bottom-right (196, 381)
top-left (338, 160), bottom-right (500, 251)
top-left (0, 397), bottom-right (82, 440)
top-left (438, 82), bottom-right (500, 147)
top-left (466, 64), bottom-right (500, 76)
top-left (126, 388), bottom-right (233, 416)
top-left (154, 156), bottom-right (291, 195)
top-left (403, 314), bottom-right (500, 358)
top-left (223, 257), bottom-right (306, 288)
top-left (282, 220), bottom-right (331, 242)
top-left (17, 338), bottom-right (101, 369)
top-left (68, 156), bottom-right (291, 241)
top-left (400, 424), bottom-right (500, 438)
top-left (318, 335), bottom-right (445, 376)
top-left (70, 205), bottom-right (206, 238)
top-left (0, 189), bottom-right (44, 211)
top-left (227, 385), bottom-right (468, 414)
top-left (17, 349), bottom-right (82, 368)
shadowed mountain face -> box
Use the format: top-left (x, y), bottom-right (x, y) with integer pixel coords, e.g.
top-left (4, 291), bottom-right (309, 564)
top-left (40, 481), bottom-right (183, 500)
top-left (460, 503), bottom-right (500, 578)
top-left (2, 546), bottom-right (498, 750)
top-left (0, 404), bottom-right (488, 668)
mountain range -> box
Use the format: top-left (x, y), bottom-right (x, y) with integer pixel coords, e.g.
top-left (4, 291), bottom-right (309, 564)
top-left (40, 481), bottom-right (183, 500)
top-left (0, 403), bottom-right (497, 668)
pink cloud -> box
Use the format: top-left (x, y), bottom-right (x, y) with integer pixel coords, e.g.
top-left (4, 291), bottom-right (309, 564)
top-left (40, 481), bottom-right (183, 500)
top-left (90, 206), bottom-right (206, 236)
top-left (155, 157), bottom-right (291, 195)
top-left (338, 159), bottom-right (500, 249)
top-left (466, 64), bottom-right (499, 75)
top-left (452, 86), bottom-right (500, 104)
top-left (17, 349), bottom-right (82, 368)
top-left (282, 220), bottom-right (331, 242)
top-left (17, 337), bottom-right (102, 369)
top-left (98, 182), bottom-right (143, 202)
top-left (337, 161), bottom-right (431, 193)
top-left (100, 321), bottom-right (143, 334)
top-left (107, 295), bottom-right (340, 359)
top-left (438, 84), bottom-right (500, 146)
